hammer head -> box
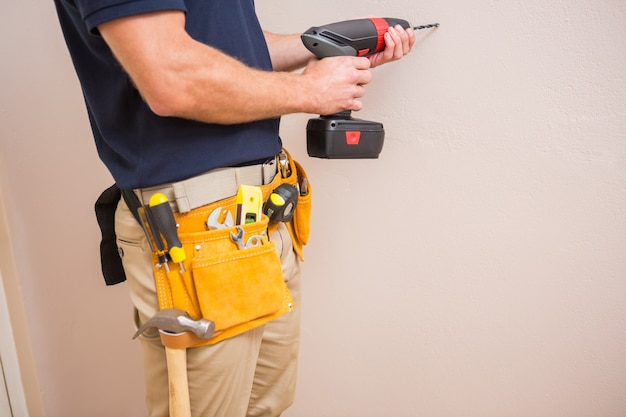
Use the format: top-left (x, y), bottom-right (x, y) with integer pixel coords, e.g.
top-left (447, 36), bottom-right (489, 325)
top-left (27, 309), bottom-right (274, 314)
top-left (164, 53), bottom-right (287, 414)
top-left (133, 309), bottom-right (215, 340)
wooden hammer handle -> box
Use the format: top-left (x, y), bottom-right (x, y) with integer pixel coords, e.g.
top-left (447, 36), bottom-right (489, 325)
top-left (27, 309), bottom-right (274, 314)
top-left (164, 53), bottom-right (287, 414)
top-left (165, 346), bottom-right (191, 417)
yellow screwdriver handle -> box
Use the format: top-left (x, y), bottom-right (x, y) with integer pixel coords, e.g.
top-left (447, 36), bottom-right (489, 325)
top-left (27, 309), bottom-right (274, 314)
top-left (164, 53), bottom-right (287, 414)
top-left (149, 193), bottom-right (186, 264)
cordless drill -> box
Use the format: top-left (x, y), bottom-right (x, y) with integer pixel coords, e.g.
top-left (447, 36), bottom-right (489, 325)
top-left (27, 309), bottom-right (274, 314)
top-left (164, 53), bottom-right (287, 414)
top-left (301, 18), bottom-right (439, 159)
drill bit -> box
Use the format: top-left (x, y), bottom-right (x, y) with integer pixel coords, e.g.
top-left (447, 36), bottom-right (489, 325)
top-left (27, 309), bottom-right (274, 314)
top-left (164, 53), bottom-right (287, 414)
top-left (413, 23), bottom-right (440, 30)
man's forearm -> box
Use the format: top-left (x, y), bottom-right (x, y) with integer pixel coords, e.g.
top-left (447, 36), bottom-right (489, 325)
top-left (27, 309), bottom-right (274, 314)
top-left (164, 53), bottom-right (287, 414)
top-left (263, 31), bottom-right (314, 72)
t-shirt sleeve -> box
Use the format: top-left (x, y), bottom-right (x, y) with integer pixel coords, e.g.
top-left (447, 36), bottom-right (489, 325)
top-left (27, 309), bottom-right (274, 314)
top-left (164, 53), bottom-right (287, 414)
top-left (76, 0), bottom-right (187, 33)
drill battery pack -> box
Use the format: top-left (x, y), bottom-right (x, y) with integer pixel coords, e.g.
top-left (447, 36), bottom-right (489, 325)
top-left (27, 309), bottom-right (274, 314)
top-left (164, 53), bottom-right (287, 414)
top-left (306, 112), bottom-right (385, 159)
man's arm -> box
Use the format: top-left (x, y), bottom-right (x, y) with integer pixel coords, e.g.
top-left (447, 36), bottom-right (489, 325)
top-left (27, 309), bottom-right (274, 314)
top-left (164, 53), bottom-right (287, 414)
top-left (99, 11), bottom-right (372, 124)
top-left (263, 31), bottom-right (314, 72)
top-left (98, 11), bottom-right (371, 124)
top-left (99, 11), bottom-right (416, 125)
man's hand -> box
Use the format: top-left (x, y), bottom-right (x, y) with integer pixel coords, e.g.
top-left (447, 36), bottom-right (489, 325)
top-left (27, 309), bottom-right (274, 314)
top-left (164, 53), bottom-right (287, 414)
top-left (296, 24), bottom-right (415, 116)
top-left (301, 56), bottom-right (372, 115)
top-left (368, 25), bottom-right (416, 68)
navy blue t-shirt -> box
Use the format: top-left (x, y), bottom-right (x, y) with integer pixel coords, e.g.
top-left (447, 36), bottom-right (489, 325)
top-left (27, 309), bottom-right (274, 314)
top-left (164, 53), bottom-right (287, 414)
top-left (54, 0), bottom-right (282, 189)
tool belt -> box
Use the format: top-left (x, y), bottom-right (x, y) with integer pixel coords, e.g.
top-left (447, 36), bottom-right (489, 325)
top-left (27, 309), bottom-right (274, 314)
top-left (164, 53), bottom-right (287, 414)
top-left (95, 149), bottom-right (311, 346)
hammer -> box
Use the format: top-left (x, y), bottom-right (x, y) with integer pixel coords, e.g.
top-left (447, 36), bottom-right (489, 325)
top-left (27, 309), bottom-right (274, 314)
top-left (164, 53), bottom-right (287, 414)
top-left (134, 309), bottom-right (216, 417)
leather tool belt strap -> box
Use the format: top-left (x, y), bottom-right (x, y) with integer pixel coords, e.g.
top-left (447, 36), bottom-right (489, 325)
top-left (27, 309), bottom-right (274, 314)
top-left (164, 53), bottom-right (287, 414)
top-left (135, 159), bottom-right (278, 214)
top-left (95, 149), bottom-right (311, 287)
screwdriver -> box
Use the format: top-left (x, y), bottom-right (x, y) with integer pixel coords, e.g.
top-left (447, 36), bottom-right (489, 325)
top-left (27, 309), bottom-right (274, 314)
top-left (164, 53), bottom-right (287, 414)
top-left (149, 193), bottom-right (186, 272)
top-left (142, 206), bottom-right (171, 272)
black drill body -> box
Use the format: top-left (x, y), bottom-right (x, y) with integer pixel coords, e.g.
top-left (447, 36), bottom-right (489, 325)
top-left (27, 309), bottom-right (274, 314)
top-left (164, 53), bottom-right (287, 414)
top-left (301, 18), bottom-right (412, 58)
top-left (301, 18), bottom-right (437, 159)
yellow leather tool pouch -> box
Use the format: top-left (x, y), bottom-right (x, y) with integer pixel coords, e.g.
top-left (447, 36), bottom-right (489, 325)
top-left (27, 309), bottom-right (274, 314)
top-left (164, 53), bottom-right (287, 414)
top-left (149, 149), bottom-right (314, 347)
top-left (152, 211), bottom-right (295, 346)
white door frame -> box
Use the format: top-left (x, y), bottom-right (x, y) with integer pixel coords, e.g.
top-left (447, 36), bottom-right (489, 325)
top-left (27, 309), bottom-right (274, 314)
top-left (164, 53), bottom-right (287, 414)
top-left (0, 340), bottom-right (14, 416)
top-left (0, 179), bottom-right (30, 417)
top-left (0, 270), bottom-right (27, 416)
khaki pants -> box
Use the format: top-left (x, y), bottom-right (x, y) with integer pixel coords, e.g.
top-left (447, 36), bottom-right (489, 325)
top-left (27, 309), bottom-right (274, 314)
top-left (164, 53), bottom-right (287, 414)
top-left (115, 198), bottom-right (301, 417)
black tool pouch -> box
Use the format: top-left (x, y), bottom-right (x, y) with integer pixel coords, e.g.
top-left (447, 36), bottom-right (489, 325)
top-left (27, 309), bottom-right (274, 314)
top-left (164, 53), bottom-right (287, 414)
top-left (95, 184), bottom-right (126, 285)
top-left (95, 184), bottom-right (143, 285)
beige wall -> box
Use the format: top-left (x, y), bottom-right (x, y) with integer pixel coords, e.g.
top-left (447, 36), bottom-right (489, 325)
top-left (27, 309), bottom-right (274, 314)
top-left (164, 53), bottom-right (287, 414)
top-left (1, 1), bottom-right (625, 416)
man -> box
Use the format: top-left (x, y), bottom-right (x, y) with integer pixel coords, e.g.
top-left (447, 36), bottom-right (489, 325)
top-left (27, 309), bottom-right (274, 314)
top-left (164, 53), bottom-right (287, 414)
top-left (54, 1), bottom-right (415, 416)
